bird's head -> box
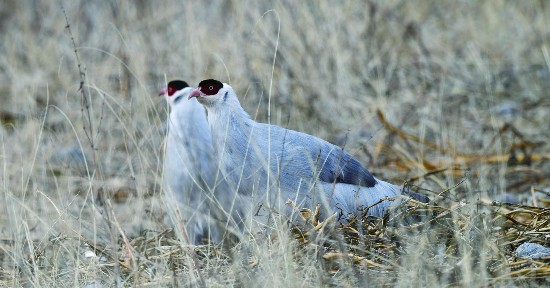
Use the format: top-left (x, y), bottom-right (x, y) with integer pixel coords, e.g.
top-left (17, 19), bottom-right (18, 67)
top-left (188, 79), bottom-right (234, 107)
top-left (159, 80), bottom-right (194, 107)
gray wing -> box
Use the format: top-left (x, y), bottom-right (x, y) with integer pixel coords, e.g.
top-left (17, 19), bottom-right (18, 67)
top-left (257, 124), bottom-right (377, 188)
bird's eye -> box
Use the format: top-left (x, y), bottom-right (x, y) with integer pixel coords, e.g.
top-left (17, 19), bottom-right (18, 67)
top-left (198, 79), bottom-right (223, 95)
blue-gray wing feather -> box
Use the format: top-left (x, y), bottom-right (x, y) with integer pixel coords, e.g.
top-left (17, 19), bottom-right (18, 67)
top-left (254, 123), bottom-right (377, 187)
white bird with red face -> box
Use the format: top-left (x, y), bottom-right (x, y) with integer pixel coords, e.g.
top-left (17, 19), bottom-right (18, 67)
top-left (189, 79), bottom-right (428, 224)
top-left (159, 80), bottom-right (226, 244)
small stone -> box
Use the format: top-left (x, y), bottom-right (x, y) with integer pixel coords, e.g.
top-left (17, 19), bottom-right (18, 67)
top-left (50, 144), bottom-right (90, 175)
top-left (494, 101), bottom-right (520, 118)
top-left (84, 250), bottom-right (97, 258)
top-left (81, 283), bottom-right (108, 288)
top-left (515, 242), bottom-right (550, 259)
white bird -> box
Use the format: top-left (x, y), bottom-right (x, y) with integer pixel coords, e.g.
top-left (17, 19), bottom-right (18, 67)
top-left (160, 80), bottom-right (230, 244)
top-left (189, 79), bottom-right (428, 224)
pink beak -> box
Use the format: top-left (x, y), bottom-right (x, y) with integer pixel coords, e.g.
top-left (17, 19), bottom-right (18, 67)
top-left (188, 88), bottom-right (203, 99)
top-left (158, 87), bottom-right (167, 96)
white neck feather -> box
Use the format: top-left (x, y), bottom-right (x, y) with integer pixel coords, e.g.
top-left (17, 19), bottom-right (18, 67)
top-left (205, 87), bottom-right (252, 154)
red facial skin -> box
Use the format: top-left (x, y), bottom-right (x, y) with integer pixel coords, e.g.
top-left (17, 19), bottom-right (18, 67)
top-left (159, 85), bottom-right (177, 96)
top-left (188, 79), bottom-right (223, 99)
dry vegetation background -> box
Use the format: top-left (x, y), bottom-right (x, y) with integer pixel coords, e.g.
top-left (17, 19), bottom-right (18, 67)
top-left (1, 0), bottom-right (549, 287)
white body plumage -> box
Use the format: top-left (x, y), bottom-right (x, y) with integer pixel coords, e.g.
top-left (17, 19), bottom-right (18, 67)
top-left (161, 81), bottom-right (220, 244)
top-left (189, 80), bottom-right (406, 224)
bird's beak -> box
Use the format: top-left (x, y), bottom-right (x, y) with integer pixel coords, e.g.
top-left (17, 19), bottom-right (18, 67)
top-left (158, 87), bottom-right (167, 96)
top-left (188, 88), bottom-right (202, 99)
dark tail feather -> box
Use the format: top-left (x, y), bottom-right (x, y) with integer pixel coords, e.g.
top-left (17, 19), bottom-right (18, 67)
top-left (402, 189), bottom-right (430, 203)
top-left (394, 185), bottom-right (435, 225)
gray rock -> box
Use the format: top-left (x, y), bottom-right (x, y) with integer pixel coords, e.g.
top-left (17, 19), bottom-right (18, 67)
top-left (81, 283), bottom-right (108, 288)
top-left (50, 144), bottom-right (91, 175)
top-left (515, 242), bottom-right (550, 259)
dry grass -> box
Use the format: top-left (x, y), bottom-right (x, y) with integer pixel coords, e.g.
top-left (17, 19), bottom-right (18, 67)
top-left (1, 0), bottom-right (549, 287)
